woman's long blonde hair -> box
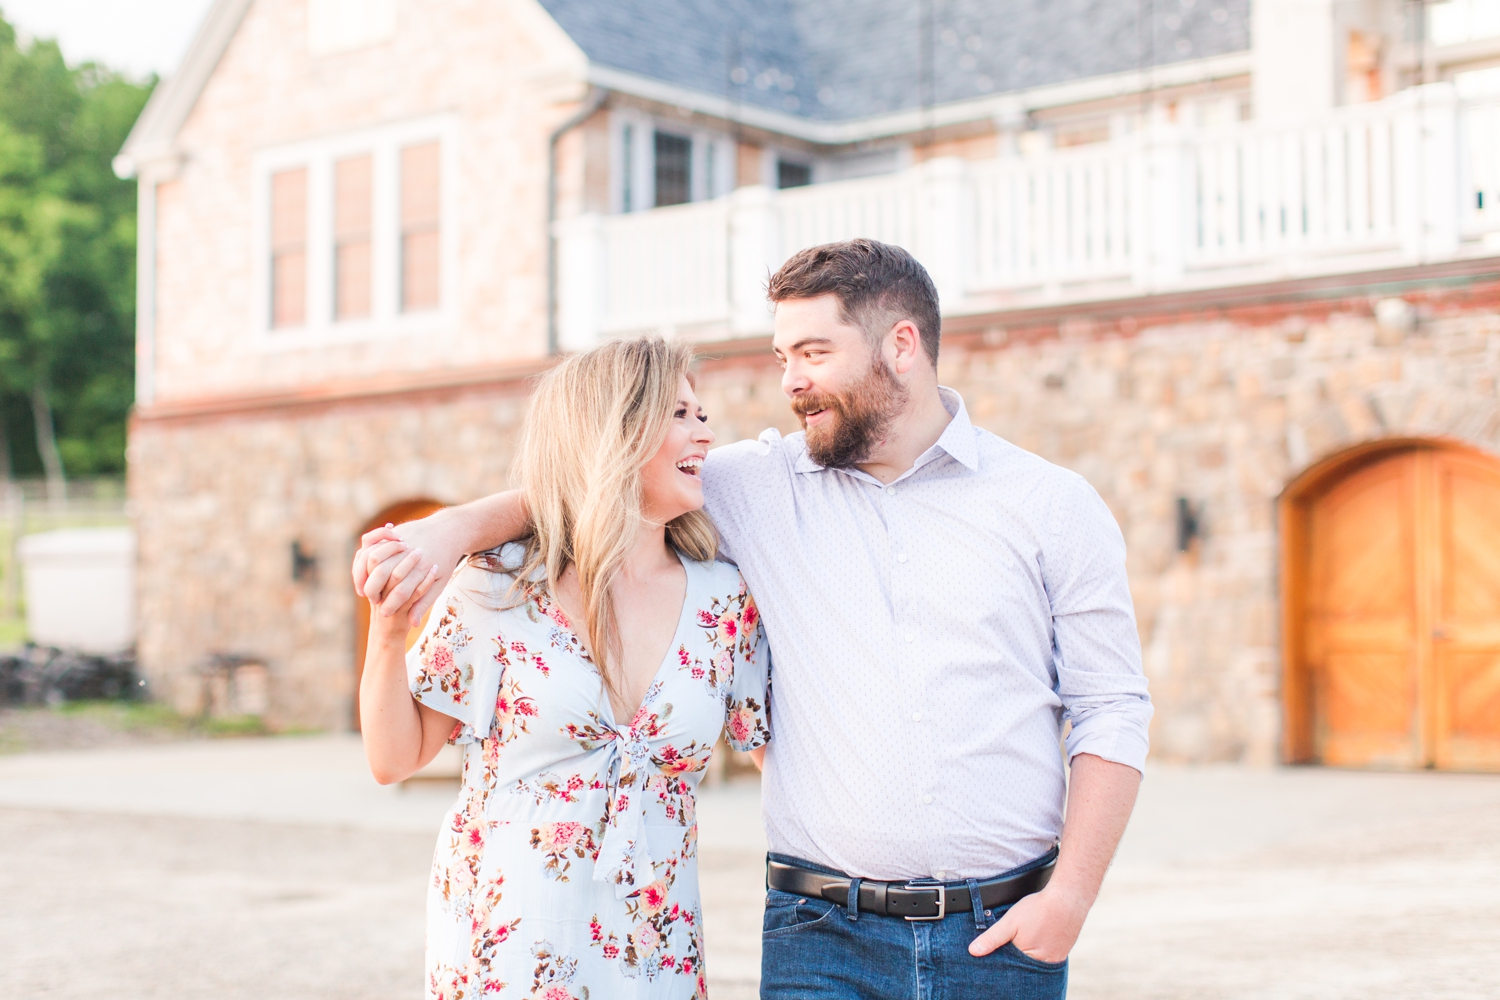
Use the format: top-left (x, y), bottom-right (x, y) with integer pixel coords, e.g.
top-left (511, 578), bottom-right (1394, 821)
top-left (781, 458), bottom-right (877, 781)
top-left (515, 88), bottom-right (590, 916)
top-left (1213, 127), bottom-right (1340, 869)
top-left (496, 337), bottom-right (717, 701)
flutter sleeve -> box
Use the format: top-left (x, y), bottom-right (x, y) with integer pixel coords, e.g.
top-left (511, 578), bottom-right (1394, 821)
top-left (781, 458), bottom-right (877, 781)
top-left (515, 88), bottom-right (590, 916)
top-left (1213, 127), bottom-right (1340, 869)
top-left (723, 583), bottom-right (771, 752)
top-left (405, 565), bottom-right (506, 745)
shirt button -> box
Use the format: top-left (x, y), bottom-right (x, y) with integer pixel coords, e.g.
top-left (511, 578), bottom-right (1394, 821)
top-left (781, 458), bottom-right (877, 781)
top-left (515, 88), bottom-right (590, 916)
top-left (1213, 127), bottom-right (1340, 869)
top-left (935, 870), bottom-right (948, 880)
top-left (922, 794), bottom-right (933, 804)
top-left (884, 486), bottom-right (896, 496)
top-left (912, 711), bottom-right (922, 722)
top-left (897, 553), bottom-right (908, 563)
top-left (904, 633), bottom-right (915, 643)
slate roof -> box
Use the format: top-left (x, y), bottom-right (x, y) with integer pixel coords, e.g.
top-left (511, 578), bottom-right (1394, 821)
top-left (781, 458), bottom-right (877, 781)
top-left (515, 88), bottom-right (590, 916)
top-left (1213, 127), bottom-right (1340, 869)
top-left (536, 0), bottom-right (1252, 123)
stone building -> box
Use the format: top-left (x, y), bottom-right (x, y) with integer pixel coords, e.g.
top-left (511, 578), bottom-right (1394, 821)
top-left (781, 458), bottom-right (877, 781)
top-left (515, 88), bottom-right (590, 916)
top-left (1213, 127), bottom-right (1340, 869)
top-left (117, 0), bottom-right (1500, 769)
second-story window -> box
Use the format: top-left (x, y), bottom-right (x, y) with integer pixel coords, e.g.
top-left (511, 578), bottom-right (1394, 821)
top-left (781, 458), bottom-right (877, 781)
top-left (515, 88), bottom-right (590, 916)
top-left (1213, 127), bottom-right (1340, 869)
top-left (654, 131), bottom-right (692, 207)
top-left (401, 141), bottom-right (441, 312)
top-left (270, 167), bottom-right (308, 328)
top-left (615, 117), bottom-right (734, 212)
top-left (778, 159), bottom-right (812, 189)
top-left (255, 116), bottom-right (453, 338)
top-left (334, 154), bottom-right (373, 320)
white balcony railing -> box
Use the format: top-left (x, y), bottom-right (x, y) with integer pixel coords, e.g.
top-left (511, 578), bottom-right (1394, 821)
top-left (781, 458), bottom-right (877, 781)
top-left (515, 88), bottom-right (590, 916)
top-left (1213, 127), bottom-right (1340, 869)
top-left (556, 84), bottom-right (1500, 348)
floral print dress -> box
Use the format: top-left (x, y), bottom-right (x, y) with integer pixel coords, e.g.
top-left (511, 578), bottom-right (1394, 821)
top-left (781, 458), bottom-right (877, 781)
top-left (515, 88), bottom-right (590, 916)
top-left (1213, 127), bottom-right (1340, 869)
top-left (406, 543), bottom-right (770, 1000)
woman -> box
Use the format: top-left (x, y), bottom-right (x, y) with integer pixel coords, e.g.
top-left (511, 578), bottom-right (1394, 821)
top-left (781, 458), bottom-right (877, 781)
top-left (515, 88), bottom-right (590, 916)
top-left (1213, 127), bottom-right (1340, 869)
top-left (360, 338), bottom-right (769, 1000)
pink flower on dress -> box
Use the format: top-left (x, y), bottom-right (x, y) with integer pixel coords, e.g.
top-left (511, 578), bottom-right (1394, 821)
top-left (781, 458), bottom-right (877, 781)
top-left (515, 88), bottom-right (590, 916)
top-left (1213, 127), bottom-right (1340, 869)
top-left (541, 987), bottom-right (574, 1000)
top-left (539, 821), bottom-right (586, 851)
top-left (742, 599), bottom-right (759, 630)
top-left (696, 609), bottom-right (718, 629)
top-left (728, 707), bottom-right (754, 744)
top-left (602, 943), bottom-right (619, 959)
top-left (634, 921), bottom-right (661, 954)
top-left (639, 879), bottom-right (669, 915)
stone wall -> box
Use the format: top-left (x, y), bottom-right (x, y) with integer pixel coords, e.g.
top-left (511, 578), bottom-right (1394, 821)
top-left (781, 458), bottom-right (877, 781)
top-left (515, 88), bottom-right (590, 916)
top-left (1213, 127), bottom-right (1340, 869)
top-left (129, 278), bottom-right (1500, 759)
top-left (128, 383), bottom-right (531, 730)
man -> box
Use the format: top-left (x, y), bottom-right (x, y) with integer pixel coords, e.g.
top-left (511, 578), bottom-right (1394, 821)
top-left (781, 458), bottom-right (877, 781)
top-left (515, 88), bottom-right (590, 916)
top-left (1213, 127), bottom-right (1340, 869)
top-left (354, 239), bottom-right (1151, 998)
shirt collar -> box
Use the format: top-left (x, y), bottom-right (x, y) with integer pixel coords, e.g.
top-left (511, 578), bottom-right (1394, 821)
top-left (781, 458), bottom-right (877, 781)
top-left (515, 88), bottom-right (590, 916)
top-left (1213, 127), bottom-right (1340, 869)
top-left (792, 386), bottom-right (979, 476)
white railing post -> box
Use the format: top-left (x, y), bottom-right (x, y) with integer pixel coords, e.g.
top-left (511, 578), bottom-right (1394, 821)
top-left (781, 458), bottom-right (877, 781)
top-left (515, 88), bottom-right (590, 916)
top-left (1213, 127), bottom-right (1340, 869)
top-left (729, 185), bottom-right (778, 336)
top-left (1132, 124), bottom-right (1190, 290)
top-left (555, 213), bottom-right (606, 351)
top-left (1395, 83), bottom-right (1461, 261)
top-left (917, 156), bottom-right (974, 311)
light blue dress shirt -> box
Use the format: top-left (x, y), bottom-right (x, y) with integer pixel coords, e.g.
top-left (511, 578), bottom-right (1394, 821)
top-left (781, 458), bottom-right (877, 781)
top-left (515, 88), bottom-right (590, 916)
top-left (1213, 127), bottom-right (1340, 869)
top-left (703, 387), bottom-right (1152, 880)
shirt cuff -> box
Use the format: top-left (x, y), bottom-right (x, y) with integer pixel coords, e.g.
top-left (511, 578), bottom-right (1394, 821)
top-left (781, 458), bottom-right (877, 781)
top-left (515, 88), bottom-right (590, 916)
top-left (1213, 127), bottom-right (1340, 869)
top-left (1063, 702), bottom-right (1153, 775)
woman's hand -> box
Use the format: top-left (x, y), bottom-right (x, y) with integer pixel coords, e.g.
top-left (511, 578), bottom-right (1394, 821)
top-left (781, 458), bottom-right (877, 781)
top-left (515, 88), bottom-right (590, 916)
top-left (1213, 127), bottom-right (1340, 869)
top-left (352, 491), bottom-right (531, 628)
top-left (366, 549), bottom-right (440, 639)
top-left (353, 514), bottom-right (465, 627)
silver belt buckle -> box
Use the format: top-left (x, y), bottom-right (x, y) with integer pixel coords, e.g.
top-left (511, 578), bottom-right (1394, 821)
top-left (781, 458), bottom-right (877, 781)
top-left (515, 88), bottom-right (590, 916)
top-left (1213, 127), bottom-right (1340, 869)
top-left (902, 883), bottom-right (946, 921)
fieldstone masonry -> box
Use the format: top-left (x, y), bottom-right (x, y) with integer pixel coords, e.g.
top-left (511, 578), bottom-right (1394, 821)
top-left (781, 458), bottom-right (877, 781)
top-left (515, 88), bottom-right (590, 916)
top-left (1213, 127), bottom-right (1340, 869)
top-left (130, 280), bottom-right (1500, 760)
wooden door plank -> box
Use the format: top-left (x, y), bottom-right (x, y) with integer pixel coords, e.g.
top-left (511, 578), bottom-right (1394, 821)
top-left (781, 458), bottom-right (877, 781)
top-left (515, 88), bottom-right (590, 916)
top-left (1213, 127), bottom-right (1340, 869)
top-left (1305, 451), bottom-right (1422, 769)
top-left (1432, 451), bottom-right (1500, 771)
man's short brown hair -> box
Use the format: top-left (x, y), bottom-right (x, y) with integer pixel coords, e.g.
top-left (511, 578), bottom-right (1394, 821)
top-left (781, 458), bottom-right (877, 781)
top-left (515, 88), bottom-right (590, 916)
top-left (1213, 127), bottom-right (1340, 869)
top-left (767, 238), bottom-right (941, 365)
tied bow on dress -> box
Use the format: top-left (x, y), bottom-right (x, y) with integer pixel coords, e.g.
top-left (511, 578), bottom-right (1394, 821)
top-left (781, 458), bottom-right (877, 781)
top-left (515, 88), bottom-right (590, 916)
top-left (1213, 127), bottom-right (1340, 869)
top-left (592, 687), bottom-right (666, 899)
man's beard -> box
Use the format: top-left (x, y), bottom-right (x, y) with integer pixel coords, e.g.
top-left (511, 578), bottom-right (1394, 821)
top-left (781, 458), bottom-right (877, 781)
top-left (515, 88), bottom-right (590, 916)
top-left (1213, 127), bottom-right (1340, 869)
top-left (791, 354), bottom-right (909, 469)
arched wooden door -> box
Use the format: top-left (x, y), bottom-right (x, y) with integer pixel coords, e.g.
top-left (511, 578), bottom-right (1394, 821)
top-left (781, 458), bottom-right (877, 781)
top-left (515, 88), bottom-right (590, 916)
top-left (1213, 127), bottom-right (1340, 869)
top-left (353, 499), bottom-right (445, 730)
top-left (1282, 444), bottom-right (1500, 771)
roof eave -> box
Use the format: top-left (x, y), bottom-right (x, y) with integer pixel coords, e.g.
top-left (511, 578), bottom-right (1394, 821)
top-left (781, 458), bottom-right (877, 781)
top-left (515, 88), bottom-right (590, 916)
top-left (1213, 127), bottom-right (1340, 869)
top-left (115, 0), bottom-right (256, 178)
top-left (588, 49), bottom-right (1253, 148)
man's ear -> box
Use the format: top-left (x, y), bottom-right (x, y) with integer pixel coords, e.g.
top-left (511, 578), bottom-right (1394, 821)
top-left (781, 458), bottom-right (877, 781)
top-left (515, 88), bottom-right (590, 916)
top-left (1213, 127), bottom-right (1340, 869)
top-left (888, 319), bottom-right (924, 375)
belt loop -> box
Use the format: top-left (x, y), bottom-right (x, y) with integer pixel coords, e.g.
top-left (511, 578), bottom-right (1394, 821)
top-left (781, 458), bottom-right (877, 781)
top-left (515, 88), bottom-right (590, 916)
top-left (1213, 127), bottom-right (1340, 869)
top-left (966, 878), bottom-right (985, 930)
top-left (846, 877), bottom-right (862, 922)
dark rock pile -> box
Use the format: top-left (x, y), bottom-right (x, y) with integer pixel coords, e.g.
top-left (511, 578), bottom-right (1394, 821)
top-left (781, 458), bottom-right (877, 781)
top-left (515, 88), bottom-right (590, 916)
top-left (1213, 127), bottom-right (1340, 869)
top-left (0, 646), bottom-right (141, 706)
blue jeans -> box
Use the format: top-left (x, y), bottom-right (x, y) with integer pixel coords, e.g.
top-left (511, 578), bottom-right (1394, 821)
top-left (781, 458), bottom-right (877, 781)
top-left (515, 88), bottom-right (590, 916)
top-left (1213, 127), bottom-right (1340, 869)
top-left (760, 853), bottom-right (1068, 1000)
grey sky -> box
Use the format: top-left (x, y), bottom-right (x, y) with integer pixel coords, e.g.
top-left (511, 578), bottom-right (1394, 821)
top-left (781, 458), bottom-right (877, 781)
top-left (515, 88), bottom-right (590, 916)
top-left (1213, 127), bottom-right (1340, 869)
top-left (2, 0), bottom-right (216, 78)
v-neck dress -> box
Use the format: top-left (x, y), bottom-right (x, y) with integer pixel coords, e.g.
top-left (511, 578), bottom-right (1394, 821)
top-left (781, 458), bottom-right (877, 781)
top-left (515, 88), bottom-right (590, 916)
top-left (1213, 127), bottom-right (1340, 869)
top-left (405, 543), bottom-right (770, 1000)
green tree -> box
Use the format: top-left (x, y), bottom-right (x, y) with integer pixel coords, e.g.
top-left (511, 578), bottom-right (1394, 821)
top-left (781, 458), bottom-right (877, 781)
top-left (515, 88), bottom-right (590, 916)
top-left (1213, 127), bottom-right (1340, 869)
top-left (0, 15), bottom-right (152, 492)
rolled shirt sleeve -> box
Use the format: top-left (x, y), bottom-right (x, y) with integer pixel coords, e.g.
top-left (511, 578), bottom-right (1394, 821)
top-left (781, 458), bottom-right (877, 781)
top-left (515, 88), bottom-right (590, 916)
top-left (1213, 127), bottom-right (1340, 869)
top-left (1044, 475), bottom-right (1154, 774)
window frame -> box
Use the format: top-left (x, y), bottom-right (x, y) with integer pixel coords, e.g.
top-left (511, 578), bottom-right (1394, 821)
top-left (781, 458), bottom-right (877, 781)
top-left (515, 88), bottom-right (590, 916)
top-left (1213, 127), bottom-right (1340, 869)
top-left (249, 113), bottom-right (458, 348)
top-left (610, 110), bottom-right (735, 213)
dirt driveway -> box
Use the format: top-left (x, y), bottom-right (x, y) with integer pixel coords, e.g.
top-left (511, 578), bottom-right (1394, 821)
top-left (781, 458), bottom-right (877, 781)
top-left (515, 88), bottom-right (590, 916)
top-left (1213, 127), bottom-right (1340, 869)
top-left (2, 736), bottom-right (1497, 999)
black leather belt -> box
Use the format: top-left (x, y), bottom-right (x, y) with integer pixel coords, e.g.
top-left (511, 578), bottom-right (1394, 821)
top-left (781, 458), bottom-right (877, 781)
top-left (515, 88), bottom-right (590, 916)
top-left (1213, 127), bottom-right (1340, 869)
top-left (766, 846), bottom-right (1057, 921)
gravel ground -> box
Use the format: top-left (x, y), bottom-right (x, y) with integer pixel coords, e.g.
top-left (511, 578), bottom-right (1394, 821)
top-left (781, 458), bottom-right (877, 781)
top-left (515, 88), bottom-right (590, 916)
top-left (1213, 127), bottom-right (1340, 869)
top-left (1069, 795), bottom-right (1500, 1000)
top-left (0, 807), bottom-right (429, 999)
top-left (2, 738), bottom-right (1498, 1000)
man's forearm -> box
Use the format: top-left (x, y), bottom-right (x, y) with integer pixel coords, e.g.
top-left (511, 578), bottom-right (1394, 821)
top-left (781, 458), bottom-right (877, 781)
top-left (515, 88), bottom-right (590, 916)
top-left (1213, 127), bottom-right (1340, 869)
top-left (430, 489), bottom-right (530, 554)
top-left (1050, 752), bottom-right (1141, 907)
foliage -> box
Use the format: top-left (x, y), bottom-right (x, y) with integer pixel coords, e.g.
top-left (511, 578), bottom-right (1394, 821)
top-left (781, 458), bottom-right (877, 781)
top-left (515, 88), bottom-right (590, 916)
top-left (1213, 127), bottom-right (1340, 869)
top-left (0, 15), bottom-right (152, 478)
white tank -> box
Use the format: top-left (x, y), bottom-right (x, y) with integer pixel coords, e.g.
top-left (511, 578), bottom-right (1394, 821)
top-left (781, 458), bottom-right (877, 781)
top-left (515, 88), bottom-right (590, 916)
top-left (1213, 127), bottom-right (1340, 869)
top-left (17, 527), bottom-right (136, 654)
